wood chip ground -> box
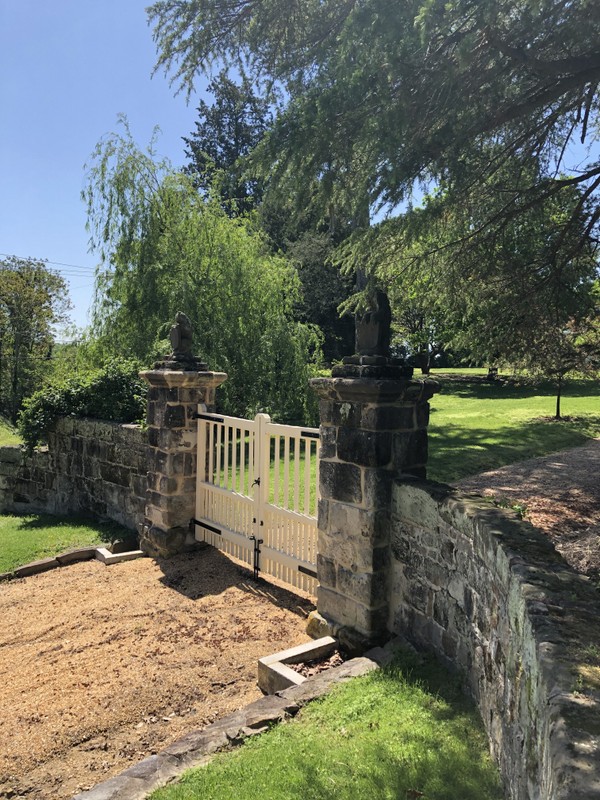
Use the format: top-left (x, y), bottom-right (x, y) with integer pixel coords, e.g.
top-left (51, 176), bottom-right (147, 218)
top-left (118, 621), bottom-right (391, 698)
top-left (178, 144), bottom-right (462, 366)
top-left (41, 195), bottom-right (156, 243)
top-left (457, 437), bottom-right (600, 582)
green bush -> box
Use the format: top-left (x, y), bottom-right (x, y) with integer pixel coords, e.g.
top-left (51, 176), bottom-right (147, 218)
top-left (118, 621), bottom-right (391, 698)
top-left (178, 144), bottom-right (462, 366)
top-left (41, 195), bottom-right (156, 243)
top-left (18, 359), bottom-right (147, 450)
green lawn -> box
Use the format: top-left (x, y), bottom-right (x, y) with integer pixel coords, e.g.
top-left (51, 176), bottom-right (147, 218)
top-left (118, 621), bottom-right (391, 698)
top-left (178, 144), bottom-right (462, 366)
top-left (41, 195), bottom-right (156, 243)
top-left (151, 649), bottom-right (503, 800)
top-left (0, 416), bottom-right (21, 446)
top-left (427, 377), bottom-right (600, 483)
top-left (0, 514), bottom-right (131, 573)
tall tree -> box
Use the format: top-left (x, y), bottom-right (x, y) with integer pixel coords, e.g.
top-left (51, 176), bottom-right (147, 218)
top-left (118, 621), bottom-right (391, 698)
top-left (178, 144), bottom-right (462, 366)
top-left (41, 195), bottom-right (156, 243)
top-left (182, 70), bottom-right (272, 215)
top-left (183, 74), bottom-right (357, 361)
top-left (83, 120), bottom-right (321, 423)
top-left (0, 257), bottom-right (70, 421)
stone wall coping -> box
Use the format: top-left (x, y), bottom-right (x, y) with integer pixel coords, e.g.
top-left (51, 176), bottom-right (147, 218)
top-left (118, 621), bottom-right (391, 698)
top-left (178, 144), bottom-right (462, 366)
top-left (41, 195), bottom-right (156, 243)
top-left (139, 369), bottom-right (227, 390)
top-left (53, 417), bottom-right (147, 442)
top-left (310, 376), bottom-right (440, 403)
top-left (391, 479), bottom-right (600, 800)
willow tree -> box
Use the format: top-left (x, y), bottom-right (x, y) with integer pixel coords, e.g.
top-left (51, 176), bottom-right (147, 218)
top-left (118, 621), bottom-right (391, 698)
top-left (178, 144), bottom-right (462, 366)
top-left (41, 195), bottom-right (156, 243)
top-left (83, 119), bottom-right (321, 423)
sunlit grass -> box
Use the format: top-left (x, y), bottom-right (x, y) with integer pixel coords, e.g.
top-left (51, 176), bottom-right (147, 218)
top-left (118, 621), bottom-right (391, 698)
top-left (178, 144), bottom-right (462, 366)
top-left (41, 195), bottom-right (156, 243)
top-left (428, 377), bottom-right (600, 483)
top-left (0, 514), bottom-right (131, 573)
top-left (150, 649), bottom-right (503, 800)
top-left (0, 417), bottom-right (21, 446)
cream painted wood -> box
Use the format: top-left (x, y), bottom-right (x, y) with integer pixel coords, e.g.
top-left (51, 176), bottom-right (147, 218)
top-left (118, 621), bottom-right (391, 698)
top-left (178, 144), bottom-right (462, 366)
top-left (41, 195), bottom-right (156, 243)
top-left (194, 409), bottom-right (319, 592)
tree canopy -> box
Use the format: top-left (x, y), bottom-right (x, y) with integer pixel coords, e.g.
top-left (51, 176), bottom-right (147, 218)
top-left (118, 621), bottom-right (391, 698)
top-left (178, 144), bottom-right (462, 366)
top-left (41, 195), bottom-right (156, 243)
top-left (182, 70), bottom-right (272, 215)
top-left (148, 0), bottom-right (600, 255)
top-left (148, 0), bottom-right (600, 389)
top-left (0, 256), bottom-right (70, 422)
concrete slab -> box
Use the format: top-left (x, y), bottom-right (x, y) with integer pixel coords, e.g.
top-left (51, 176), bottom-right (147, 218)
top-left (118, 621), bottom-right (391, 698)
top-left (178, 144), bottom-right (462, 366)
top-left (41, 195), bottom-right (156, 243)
top-left (258, 636), bottom-right (338, 694)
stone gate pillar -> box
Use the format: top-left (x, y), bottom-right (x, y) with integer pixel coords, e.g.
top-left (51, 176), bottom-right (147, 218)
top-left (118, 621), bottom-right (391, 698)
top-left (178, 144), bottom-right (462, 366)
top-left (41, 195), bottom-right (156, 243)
top-left (139, 315), bottom-right (227, 558)
top-left (310, 294), bottom-right (440, 649)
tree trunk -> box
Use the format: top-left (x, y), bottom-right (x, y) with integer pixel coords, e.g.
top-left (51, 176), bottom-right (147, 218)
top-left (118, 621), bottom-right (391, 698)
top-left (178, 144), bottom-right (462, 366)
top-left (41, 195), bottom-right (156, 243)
top-left (555, 375), bottom-right (562, 420)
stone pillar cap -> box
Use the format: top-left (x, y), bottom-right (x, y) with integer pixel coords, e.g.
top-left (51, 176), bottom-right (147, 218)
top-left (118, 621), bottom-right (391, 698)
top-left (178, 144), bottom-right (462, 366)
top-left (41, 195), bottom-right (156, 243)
top-left (139, 369), bottom-right (228, 389)
top-left (310, 376), bottom-right (440, 403)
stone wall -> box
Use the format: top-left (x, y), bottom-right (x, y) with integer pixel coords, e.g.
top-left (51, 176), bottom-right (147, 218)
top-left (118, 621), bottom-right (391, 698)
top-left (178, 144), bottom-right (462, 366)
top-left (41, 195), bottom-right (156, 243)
top-left (390, 479), bottom-right (600, 800)
top-left (0, 418), bottom-right (148, 532)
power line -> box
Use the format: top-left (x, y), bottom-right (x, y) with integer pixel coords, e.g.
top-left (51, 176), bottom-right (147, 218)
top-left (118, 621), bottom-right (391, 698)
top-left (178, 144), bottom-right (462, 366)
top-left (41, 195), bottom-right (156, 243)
top-left (0, 253), bottom-right (97, 273)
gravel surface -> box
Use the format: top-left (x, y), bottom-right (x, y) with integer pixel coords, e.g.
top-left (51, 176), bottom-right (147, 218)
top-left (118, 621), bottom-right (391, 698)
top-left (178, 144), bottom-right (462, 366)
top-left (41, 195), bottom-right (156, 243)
top-left (0, 548), bottom-right (314, 800)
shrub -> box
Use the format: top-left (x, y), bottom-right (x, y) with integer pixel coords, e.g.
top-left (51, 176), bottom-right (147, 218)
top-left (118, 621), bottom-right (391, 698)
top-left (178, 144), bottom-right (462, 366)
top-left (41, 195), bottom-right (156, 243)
top-left (18, 359), bottom-right (147, 450)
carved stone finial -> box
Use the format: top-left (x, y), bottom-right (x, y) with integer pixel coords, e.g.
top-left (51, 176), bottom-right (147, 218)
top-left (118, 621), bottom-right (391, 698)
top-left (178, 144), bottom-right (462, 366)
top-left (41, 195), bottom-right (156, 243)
top-left (152, 312), bottom-right (208, 371)
top-left (355, 289), bottom-right (392, 358)
top-left (170, 312), bottom-right (194, 356)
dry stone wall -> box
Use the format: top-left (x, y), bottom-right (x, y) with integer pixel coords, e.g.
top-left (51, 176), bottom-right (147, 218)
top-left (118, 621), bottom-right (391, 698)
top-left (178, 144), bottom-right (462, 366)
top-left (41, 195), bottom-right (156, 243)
top-left (390, 479), bottom-right (600, 800)
top-left (0, 418), bottom-right (148, 532)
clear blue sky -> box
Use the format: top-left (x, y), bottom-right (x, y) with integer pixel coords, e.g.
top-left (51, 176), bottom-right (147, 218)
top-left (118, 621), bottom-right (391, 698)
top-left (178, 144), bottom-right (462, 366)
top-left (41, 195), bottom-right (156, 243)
top-left (0, 1), bottom-right (208, 333)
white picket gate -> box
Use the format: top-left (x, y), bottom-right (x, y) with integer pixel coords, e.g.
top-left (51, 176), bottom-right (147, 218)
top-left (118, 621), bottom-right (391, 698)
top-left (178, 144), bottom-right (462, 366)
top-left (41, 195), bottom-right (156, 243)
top-left (194, 409), bottom-right (319, 592)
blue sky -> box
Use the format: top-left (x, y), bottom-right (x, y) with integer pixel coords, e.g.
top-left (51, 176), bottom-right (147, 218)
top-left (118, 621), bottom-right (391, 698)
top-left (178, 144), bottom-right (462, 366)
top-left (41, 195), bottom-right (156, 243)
top-left (0, 1), bottom-right (208, 333)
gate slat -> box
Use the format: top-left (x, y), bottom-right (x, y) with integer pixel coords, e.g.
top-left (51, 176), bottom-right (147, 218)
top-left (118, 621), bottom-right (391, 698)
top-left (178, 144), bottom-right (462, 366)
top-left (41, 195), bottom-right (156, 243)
top-left (196, 409), bottom-right (318, 593)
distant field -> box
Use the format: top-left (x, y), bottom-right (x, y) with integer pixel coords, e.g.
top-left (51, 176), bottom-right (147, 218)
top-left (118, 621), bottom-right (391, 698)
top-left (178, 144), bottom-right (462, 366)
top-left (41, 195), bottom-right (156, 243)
top-left (427, 376), bottom-right (600, 483)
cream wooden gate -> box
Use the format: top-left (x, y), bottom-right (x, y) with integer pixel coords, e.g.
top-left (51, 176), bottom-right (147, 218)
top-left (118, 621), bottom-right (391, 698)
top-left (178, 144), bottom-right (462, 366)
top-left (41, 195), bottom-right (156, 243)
top-left (194, 409), bottom-right (319, 592)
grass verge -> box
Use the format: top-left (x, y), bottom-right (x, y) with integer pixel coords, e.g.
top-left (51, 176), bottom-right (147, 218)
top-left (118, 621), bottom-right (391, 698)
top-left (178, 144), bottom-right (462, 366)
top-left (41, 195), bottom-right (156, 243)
top-left (0, 514), bottom-right (131, 573)
top-left (151, 650), bottom-right (503, 800)
top-left (428, 377), bottom-right (600, 483)
top-left (0, 417), bottom-right (21, 446)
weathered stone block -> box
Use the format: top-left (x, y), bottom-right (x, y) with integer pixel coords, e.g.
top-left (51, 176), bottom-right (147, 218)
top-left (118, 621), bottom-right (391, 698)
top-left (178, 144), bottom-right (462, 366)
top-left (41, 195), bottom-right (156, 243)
top-left (392, 429), bottom-right (428, 471)
top-left (100, 462), bottom-right (131, 487)
top-left (158, 475), bottom-right (181, 495)
top-left (319, 461), bottom-right (362, 504)
top-left (140, 525), bottom-right (190, 558)
top-left (362, 468), bottom-right (393, 510)
top-left (316, 553), bottom-right (337, 589)
top-left (326, 502), bottom-right (388, 547)
top-left (335, 565), bottom-right (389, 609)
top-left (317, 585), bottom-right (388, 638)
top-left (318, 526), bottom-right (389, 573)
top-left (332, 401), bottom-right (362, 428)
top-left (164, 404), bottom-right (186, 429)
top-left (361, 404), bottom-right (415, 431)
top-left (318, 426), bottom-right (336, 459)
top-left (337, 428), bottom-right (392, 468)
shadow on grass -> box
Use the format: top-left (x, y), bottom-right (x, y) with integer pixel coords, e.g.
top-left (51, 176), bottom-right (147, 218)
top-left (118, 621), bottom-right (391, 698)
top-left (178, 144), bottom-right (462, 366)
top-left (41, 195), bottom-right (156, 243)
top-left (160, 650), bottom-right (503, 800)
top-left (16, 513), bottom-right (131, 540)
top-left (434, 377), bottom-right (600, 402)
top-left (428, 417), bottom-right (600, 483)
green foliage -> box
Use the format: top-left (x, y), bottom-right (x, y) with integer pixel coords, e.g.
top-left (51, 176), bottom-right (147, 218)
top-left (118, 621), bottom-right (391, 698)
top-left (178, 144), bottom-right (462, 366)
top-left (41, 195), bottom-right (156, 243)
top-left (0, 513), bottom-right (130, 573)
top-left (18, 359), bottom-right (146, 450)
top-left (150, 648), bottom-right (502, 800)
top-left (288, 232), bottom-right (355, 363)
top-left (149, 0), bottom-right (600, 372)
top-left (148, 0), bottom-right (600, 245)
top-left (83, 120), bottom-right (321, 425)
top-left (0, 256), bottom-right (71, 422)
top-left (183, 70), bottom-right (272, 215)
